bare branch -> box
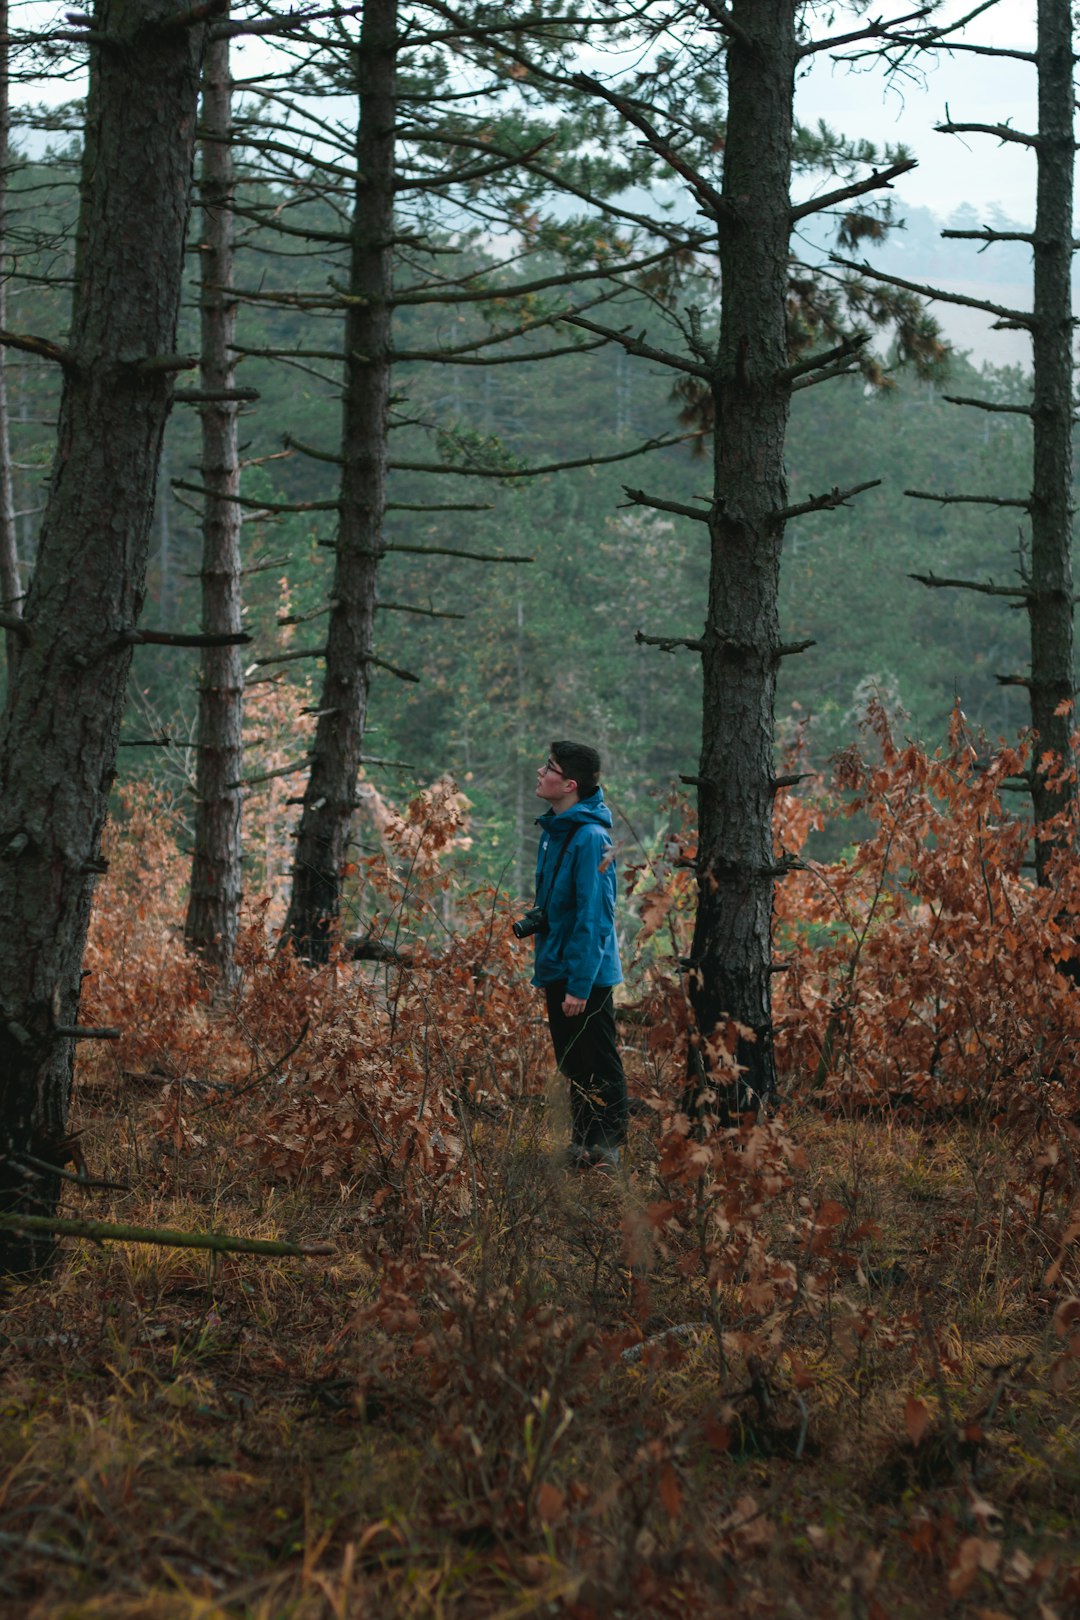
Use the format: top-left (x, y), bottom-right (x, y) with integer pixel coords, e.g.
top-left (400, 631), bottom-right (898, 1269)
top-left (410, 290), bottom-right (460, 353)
top-left (0, 328), bottom-right (71, 366)
top-left (622, 488), bottom-right (712, 522)
top-left (376, 600), bottom-right (466, 620)
top-left (562, 313), bottom-right (711, 378)
top-left (571, 71), bottom-right (733, 225)
top-left (910, 571), bottom-right (1030, 598)
top-left (635, 629), bottom-right (705, 652)
top-left (778, 331), bottom-right (869, 385)
top-left (830, 254), bottom-right (1033, 327)
top-left (941, 227), bottom-right (1037, 245)
top-left (905, 488), bottom-right (1030, 510)
top-left (790, 158), bottom-right (917, 224)
top-left (797, 4), bottom-right (932, 56)
top-left (121, 629), bottom-right (252, 648)
top-left (391, 430), bottom-right (705, 480)
top-left (173, 477), bottom-right (338, 513)
top-left (772, 480), bottom-right (881, 524)
top-left (942, 393), bottom-right (1033, 416)
top-left (937, 118), bottom-right (1039, 148)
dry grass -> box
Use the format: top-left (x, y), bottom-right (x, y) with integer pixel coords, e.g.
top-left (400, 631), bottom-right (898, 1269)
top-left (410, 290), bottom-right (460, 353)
top-left (2, 1050), bottom-right (1079, 1620)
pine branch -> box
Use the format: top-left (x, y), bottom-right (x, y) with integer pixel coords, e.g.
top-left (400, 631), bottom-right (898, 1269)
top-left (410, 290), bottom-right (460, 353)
top-left (773, 480), bottom-right (880, 523)
top-left (778, 332), bottom-right (870, 385)
top-left (571, 72), bottom-right (733, 225)
top-left (173, 477), bottom-right (339, 513)
top-left (0, 329), bottom-right (71, 365)
top-left (561, 313), bottom-right (710, 377)
top-left (252, 647), bottom-right (325, 668)
top-left (942, 394), bottom-right (1033, 416)
top-left (120, 629), bottom-right (253, 648)
top-left (174, 386), bottom-right (260, 403)
top-left (212, 4), bottom-right (362, 42)
top-left (697, 0), bottom-right (754, 47)
top-left (937, 119), bottom-right (1039, 148)
top-left (386, 543), bottom-right (533, 563)
top-left (830, 254), bottom-right (1033, 328)
top-left (385, 501), bottom-right (495, 513)
top-left (840, 0), bottom-right (1031, 61)
top-left (910, 572), bottom-right (1030, 598)
top-left (229, 756), bottom-right (311, 786)
top-left (905, 488), bottom-right (1030, 510)
top-left (622, 488), bottom-right (711, 522)
top-left (376, 600), bottom-right (466, 620)
top-left (791, 358), bottom-right (866, 392)
top-left (280, 435), bottom-right (342, 466)
top-left (372, 656), bottom-right (421, 683)
top-left (394, 239), bottom-right (682, 307)
top-left (319, 541), bottom-right (533, 563)
top-left (392, 290), bottom-right (616, 361)
top-left (796, 3), bottom-right (932, 56)
top-left (790, 158), bottom-right (917, 223)
top-left (635, 629), bottom-right (705, 652)
top-left (941, 227), bottom-right (1040, 245)
top-left (395, 336), bottom-right (608, 367)
top-left (395, 136), bottom-right (556, 194)
top-left (391, 431), bottom-right (704, 480)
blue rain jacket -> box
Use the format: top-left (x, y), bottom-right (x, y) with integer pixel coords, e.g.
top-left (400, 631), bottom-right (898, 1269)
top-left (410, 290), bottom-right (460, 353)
top-left (530, 788), bottom-right (622, 1000)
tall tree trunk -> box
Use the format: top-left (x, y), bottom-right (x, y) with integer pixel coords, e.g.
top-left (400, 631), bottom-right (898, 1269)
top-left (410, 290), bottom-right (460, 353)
top-left (0, 0), bottom-right (208, 1274)
top-left (283, 0), bottom-right (394, 961)
top-left (1027, 0), bottom-right (1075, 881)
top-left (0, 0), bottom-right (20, 683)
top-left (687, 0), bottom-right (794, 1112)
top-left (184, 22), bottom-right (245, 981)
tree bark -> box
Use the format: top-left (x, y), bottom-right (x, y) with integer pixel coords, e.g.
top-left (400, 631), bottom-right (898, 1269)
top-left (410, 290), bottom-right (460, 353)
top-left (184, 20), bottom-right (245, 980)
top-left (1027, 0), bottom-right (1075, 880)
top-left (686, 0), bottom-right (795, 1113)
top-left (0, 0), bottom-right (208, 1274)
top-left (283, 0), bottom-right (394, 961)
top-left (0, 0), bottom-right (21, 684)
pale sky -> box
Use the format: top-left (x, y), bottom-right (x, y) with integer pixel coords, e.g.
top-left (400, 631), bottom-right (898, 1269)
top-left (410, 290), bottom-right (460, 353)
top-left (17, 1), bottom-right (1043, 226)
top-left (797, 0), bottom-right (1039, 222)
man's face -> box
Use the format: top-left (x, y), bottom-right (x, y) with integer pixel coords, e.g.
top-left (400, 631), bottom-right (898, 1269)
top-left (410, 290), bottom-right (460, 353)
top-left (536, 755), bottom-right (575, 804)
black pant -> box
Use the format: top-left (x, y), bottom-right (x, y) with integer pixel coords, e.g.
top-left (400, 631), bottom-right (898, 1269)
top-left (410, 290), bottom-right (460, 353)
top-left (544, 982), bottom-right (628, 1152)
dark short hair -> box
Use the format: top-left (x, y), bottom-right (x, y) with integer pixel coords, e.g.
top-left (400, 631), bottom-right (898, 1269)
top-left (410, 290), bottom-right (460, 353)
top-left (551, 739), bottom-right (601, 796)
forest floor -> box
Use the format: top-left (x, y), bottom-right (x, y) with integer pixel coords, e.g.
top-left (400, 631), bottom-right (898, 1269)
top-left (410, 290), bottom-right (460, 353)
top-left (2, 1022), bottom-right (1079, 1620)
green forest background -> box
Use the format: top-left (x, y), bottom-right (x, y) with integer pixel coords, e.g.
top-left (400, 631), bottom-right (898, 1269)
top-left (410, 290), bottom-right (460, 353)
top-left (3, 144), bottom-right (1044, 903)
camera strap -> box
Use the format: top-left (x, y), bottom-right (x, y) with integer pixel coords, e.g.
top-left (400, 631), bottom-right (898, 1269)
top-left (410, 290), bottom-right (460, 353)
top-left (535, 827), bottom-right (579, 911)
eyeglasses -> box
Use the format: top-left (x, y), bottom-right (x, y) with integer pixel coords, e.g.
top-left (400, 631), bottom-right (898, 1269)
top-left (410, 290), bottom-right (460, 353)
top-left (539, 759), bottom-right (567, 777)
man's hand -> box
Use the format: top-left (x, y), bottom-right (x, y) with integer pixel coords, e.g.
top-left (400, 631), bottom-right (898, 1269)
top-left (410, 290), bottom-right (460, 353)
top-left (562, 993), bottom-right (587, 1017)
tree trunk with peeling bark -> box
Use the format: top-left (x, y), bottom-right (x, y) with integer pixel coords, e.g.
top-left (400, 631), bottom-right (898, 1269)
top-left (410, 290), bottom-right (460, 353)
top-left (282, 0), bottom-right (394, 961)
top-left (686, 0), bottom-right (796, 1113)
top-left (184, 22), bottom-right (245, 980)
top-left (0, 0), bottom-right (208, 1274)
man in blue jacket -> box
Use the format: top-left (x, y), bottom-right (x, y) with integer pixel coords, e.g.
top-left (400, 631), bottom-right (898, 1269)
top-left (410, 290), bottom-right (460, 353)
top-left (529, 740), bottom-right (628, 1170)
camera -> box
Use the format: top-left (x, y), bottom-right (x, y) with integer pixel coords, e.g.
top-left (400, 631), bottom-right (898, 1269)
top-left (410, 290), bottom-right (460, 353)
top-left (512, 906), bottom-right (547, 940)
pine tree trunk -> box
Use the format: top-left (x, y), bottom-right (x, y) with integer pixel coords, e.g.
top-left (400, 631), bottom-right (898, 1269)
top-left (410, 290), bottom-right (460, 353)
top-left (0, 0), bottom-right (208, 1274)
top-left (184, 23), bottom-right (245, 981)
top-left (1027, 0), bottom-right (1075, 881)
top-left (283, 0), bottom-right (394, 961)
top-left (0, 0), bottom-right (20, 683)
top-left (687, 0), bottom-right (795, 1112)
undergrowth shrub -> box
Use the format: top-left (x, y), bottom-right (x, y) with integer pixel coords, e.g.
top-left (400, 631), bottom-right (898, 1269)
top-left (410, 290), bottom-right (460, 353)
top-left (775, 703), bottom-right (1080, 1131)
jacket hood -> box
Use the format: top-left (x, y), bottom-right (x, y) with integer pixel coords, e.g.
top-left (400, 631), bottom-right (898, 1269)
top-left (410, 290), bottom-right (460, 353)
top-left (536, 786), bottom-right (613, 840)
